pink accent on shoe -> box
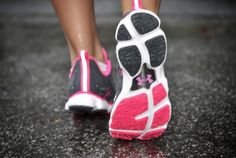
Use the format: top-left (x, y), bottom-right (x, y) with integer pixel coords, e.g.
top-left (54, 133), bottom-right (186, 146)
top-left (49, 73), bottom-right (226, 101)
top-left (69, 68), bottom-right (73, 79)
top-left (103, 90), bottom-right (112, 99)
top-left (132, 0), bottom-right (143, 10)
top-left (152, 84), bottom-right (167, 105)
top-left (69, 56), bottom-right (81, 79)
top-left (110, 131), bottom-right (141, 140)
top-left (89, 57), bottom-right (112, 77)
top-left (69, 48), bottom-right (112, 79)
top-left (146, 75), bottom-right (153, 83)
top-left (151, 105), bottom-right (170, 128)
top-left (111, 93), bottom-right (148, 130)
top-left (110, 83), bottom-right (170, 140)
top-left (140, 129), bottom-right (165, 140)
top-left (88, 48), bottom-right (112, 77)
top-left (83, 50), bottom-right (89, 59)
top-left (136, 74), bottom-right (153, 86)
top-left (69, 91), bottom-right (113, 105)
top-left (108, 102), bottom-right (113, 107)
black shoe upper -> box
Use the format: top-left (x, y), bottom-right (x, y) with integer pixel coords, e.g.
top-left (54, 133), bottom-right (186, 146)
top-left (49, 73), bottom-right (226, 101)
top-left (68, 59), bottom-right (115, 103)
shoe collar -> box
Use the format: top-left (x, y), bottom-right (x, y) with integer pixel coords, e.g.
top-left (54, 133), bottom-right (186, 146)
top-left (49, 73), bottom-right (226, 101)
top-left (69, 49), bottom-right (112, 79)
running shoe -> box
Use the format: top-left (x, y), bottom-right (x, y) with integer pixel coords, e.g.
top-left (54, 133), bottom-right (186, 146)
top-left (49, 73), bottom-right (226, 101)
top-left (65, 49), bottom-right (115, 114)
top-left (109, 0), bottom-right (171, 140)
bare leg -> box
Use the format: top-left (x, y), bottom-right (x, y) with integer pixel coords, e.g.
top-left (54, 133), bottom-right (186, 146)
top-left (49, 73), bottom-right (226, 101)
top-left (121, 0), bottom-right (161, 15)
top-left (51, 0), bottom-right (104, 64)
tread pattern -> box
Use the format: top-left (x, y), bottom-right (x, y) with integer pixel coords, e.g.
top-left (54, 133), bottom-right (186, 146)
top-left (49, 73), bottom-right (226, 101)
top-left (112, 11), bottom-right (170, 140)
top-left (110, 84), bottom-right (170, 140)
top-left (117, 24), bottom-right (132, 41)
top-left (145, 36), bottom-right (166, 67)
top-left (151, 105), bottom-right (170, 128)
top-left (118, 45), bottom-right (141, 76)
top-left (131, 13), bottom-right (159, 35)
top-left (152, 83), bottom-right (167, 105)
top-left (111, 93), bottom-right (148, 130)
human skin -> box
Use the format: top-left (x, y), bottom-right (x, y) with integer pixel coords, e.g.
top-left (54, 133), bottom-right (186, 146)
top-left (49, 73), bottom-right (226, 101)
top-left (51, 0), bottom-right (161, 64)
top-left (121, 0), bottom-right (160, 15)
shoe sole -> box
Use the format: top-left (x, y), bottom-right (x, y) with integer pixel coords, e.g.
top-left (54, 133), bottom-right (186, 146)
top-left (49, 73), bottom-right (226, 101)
top-left (65, 93), bottom-right (112, 115)
top-left (109, 9), bottom-right (171, 140)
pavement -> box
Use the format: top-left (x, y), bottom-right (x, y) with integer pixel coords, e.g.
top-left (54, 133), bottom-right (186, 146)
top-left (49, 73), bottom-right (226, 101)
top-left (0, 0), bottom-right (236, 157)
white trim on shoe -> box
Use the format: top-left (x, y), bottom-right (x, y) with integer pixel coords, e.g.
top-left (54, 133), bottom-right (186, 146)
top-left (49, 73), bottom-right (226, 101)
top-left (65, 93), bottom-right (112, 112)
top-left (80, 50), bottom-right (88, 92)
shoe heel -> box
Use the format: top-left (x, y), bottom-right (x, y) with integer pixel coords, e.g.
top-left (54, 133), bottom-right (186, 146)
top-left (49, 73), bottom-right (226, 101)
top-left (111, 9), bottom-right (171, 140)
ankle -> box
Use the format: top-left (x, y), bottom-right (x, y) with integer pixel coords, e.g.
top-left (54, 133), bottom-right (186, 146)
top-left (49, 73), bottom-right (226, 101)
top-left (94, 48), bottom-right (104, 62)
top-left (72, 47), bottom-right (104, 63)
top-left (94, 38), bottom-right (104, 62)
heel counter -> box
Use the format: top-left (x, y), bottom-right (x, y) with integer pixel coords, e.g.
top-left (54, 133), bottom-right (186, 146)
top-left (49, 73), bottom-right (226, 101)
top-left (80, 50), bottom-right (90, 92)
top-left (89, 60), bottom-right (115, 102)
top-left (68, 60), bottom-right (81, 96)
top-left (68, 50), bottom-right (90, 96)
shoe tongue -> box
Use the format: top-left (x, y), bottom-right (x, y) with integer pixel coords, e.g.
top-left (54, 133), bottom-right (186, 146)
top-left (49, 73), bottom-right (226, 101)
top-left (97, 61), bottom-right (107, 72)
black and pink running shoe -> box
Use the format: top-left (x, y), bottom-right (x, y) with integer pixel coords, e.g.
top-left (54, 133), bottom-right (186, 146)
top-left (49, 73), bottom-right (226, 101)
top-left (109, 0), bottom-right (171, 140)
top-left (65, 49), bottom-right (115, 114)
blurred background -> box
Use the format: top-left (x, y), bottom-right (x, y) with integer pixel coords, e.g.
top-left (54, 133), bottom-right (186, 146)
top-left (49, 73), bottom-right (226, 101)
top-left (0, 0), bottom-right (235, 157)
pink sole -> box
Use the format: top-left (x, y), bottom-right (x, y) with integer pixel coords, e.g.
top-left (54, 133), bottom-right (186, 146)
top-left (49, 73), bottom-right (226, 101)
top-left (140, 128), bottom-right (165, 140)
top-left (111, 93), bottom-right (148, 130)
top-left (110, 83), bottom-right (170, 140)
top-left (151, 105), bottom-right (170, 128)
top-left (110, 131), bottom-right (141, 140)
top-left (152, 84), bottom-right (167, 105)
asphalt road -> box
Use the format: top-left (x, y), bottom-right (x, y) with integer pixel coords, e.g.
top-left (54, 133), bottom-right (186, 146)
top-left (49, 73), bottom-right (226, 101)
top-left (0, 0), bottom-right (236, 157)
